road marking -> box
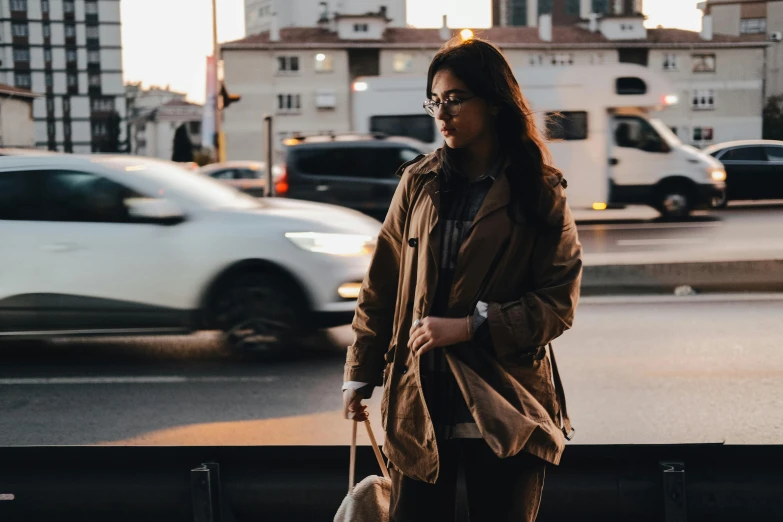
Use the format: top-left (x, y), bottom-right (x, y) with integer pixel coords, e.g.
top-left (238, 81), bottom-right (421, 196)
top-left (617, 238), bottom-right (709, 247)
top-left (0, 376), bottom-right (279, 386)
top-left (581, 293), bottom-right (783, 306)
top-left (580, 222), bottom-right (721, 231)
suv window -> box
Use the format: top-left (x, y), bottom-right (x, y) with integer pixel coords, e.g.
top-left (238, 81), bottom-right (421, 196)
top-left (0, 171), bottom-right (38, 221)
top-left (370, 115), bottom-right (436, 144)
top-left (765, 146), bottom-right (783, 162)
top-left (291, 146), bottom-right (421, 179)
top-left (720, 146), bottom-right (766, 162)
top-left (210, 169), bottom-right (238, 180)
top-left (39, 170), bottom-right (145, 223)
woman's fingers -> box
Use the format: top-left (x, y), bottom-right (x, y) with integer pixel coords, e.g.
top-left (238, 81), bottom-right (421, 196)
top-left (416, 340), bottom-right (436, 357)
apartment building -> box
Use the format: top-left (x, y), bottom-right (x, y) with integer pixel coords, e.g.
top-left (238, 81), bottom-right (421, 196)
top-left (0, 0), bottom-right (126, 152)
top-left (492, 0), bottom-right (643, 27)
top-left (222, 9), bottom-right (768, 160)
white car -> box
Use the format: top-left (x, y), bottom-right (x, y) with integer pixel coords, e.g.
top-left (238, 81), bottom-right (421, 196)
top-left (0, 154), bottom-right (380, 353)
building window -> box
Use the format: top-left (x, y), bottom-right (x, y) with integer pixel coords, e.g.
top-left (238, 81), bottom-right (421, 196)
top-left (44, 49), bottom-right (53, 62)
top-left (538, 0), bottom-right (553, 14)
top-left (64, 123), bottom-right (72, 138)
top-left (65, 24), bottom-right (76, 38)
top-left (692, 127), bottom-right (713, 142)
top-left (45, 73), bottom-right (53, 87)
top-left (67, 73), bottom-right (78, 87)
top-left (564, 0), bottom-right (580, 16)
top-left (41, 0), bottom-right (49, 12)
top-left (85, 1), bottom-right (99, 15)
top-left (663, 53), bottom-right (678, 71)
top-left (277, 56), bottom-right (299, 73)
top-left (63, 0), bottom-right (75, 13)
top-left (12, 24), bottom-right (29, 38)
top-left (353, 23), bottom-right (369, 32)
top-left (86, 26), bottom-right (100, 39)
top-left (13, 48), bottom-right (30, 62)
top-left (509, 0), bottom-right (527, 26)
top-left (740, 18), bottom-right (766, 35)
top-left (10, 0), bottom-right (27, 11)
top-left (592, 0), bottom-right (610, 13)
top-left (692, 53), bottom-right (716, 73)
top-left (276, 93), bottom-right (301, 113)
top-left (92, 122), bottom-right (107, 137)
top-left (43, 23), bottom-right (51, 38)
top-left (89, 73), bottom-right (101, 87)
top-left (91, 97), bottom-right (115, 111)
top-left (551, 53), bottom-right (575, 66)
top-left (315, 89), bottom-right (336, 109)
top-left (67, 50), bottom-right (77, 63)
top-left (692, 89), bottom-right (715, 110)
top-left (63, 97), bottom-right (71, 112)
top-left (393, 53), bottom-right (413, 73)
top-left (88, 50), bottom-right (101, 63)
top-left (46, 97), bottom-right (54, 112)
top-left (314, 53), bottom-right (333, 72)
top-left (14, 73), bottom-right (31, 88)
top-left (48, 123), bottom-right (55, 136)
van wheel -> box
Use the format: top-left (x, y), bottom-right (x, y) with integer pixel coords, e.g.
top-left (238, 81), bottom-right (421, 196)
top-left (711, 191), bottom-right (729, 209)
top-left (211, 273), bottom-right (306, 357)
top-left (657, 186), bottom-right (692, 220)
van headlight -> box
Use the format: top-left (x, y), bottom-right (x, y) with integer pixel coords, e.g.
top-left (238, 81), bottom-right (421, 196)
top-left (285, 232), bottom-right (376, 256)
top-left (710, 168), bottom-right (726, 182)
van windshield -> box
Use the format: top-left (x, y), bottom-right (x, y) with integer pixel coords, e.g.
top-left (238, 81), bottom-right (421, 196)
top-left (649, 118), bottom-right (683, 147)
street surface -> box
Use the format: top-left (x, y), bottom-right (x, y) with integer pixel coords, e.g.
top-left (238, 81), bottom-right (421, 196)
top-left (576, 203), bottom-right (783, 263)
top-left (1, 294), bottom-right (781, 447)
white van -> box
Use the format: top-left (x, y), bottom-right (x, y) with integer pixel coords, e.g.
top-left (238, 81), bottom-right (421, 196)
top-left (352, 63), bottom-right (726, 219)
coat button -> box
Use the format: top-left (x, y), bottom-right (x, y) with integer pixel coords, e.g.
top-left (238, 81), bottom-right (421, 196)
top-left (408, 238), bottom-right (418, 247)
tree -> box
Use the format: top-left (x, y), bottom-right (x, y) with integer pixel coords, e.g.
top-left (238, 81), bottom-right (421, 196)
top-left (763, 95), bottom-right (783, 141)
top-left (172, 123), bottom-right (194, 163)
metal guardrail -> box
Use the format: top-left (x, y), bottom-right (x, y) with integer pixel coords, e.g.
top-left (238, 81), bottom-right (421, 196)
top-left (0, 444), bottom-right (781, 521)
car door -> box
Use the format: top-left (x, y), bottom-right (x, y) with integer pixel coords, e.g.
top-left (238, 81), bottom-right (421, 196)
top-left (16, 168), bottom-right (188, 332)
top-left (362, 146), bottom-right (422, 220)
top-left (0, 169), bottom-right (50, 333)
top-left (287, 146), bottom-right (372, 211)
top-left (763, 145), bottom-right (783, 199)
top-left (717, 146), bottom-right (767, 201)
top-left (609, 115), bottom-right (674, 189)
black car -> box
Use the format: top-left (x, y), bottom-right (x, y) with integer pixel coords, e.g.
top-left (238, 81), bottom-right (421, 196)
top-left (275, 134), bottom-right (430, 221)
top-left (704, 140), bottom-right (783, 207)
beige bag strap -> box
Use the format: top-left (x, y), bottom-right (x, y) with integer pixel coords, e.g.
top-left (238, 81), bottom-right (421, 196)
top-left (548, 343), bottom-right (575, 441)
top-left (348, 420), bottom-right (390, 493)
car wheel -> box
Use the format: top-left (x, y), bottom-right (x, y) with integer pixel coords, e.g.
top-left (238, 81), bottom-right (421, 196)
top-left (657, 185), bottom-right (692, 220)
top-left (211, 273), bottom-right (307, 357)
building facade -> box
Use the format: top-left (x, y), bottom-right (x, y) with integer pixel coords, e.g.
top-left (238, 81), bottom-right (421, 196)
top-left (705, 0), bottom-right (783, 97)
top-left (222, 11), bottom-right (767, 161)
top-left (244, 0), bottom-right (407, 36)
top-left (492, 0), bottom-right (643, 27)
top-left (0, 0), bottom-right (126, 153)
top-left (0, 82), bottom-right (36, 147)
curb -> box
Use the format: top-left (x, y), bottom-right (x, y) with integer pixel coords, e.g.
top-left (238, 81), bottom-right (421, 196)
top-left (582, 259), bottom-right (783, 295)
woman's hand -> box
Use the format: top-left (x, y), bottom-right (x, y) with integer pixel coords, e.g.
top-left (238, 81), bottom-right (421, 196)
top-left (408, 316), bottom-right (471, 356)
top-left (343, 389), bottom-right (368, 422)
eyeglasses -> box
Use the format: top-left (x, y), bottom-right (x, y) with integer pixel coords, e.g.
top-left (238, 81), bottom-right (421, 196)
top-left (423, 96), bottom-right (476, 117)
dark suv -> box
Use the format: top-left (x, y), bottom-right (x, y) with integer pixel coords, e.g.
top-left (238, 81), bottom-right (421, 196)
top-left (275, 134), bottom-right (429, 221)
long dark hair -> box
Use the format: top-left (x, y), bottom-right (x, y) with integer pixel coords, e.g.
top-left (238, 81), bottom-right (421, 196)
top-left (427, 36), bottom-right (557, 223)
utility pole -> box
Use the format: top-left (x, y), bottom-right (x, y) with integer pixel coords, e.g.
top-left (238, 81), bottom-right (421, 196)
top-left (212, 0), bottom-right (224, 162)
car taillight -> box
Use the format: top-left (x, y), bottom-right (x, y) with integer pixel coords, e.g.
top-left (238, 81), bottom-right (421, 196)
top-left (275, 165), bottom-right (289, 196)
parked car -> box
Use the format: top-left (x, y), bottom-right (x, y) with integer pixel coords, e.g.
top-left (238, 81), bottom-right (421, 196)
top-left (275, 133), bottom-right (429, 221)
top-left (703, 140), bottom-right (783, 207)
top-left (0, 154), bottom-right (380, 354)
top-left (198, 161), bottom-right (278, 197)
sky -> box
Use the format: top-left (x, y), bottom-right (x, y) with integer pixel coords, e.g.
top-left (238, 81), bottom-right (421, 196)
top-left (121, 0), bottom-right (704, 104)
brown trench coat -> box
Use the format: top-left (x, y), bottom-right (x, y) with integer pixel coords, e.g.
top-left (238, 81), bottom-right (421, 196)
top-left (344, 151), bottom-right (583, 484)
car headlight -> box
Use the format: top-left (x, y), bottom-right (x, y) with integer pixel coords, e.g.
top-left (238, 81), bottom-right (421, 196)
top-left (285, 232), bottom-right (376, 256)
top-left (710, 168), bottom-right (726, 182)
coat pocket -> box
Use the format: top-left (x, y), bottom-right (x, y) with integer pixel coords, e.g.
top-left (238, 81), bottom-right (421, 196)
top-left (501, 348), bottom-right (558, 422)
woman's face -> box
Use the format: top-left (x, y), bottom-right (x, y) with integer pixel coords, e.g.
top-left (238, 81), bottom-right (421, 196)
top-left (429, 68), bottom-right (497, 150)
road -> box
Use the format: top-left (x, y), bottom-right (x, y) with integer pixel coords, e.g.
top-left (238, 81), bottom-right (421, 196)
top-left (1, 294), bottom-right (781, 447)
top-left (576, 203), bottom-right (783, 262)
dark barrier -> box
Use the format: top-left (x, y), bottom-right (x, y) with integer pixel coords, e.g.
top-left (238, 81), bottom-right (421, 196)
top-left (1, 444), bottom-right (781, 521)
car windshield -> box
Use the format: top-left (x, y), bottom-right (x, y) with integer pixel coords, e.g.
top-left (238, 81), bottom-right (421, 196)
top-left (649, 118), bottom-right (683, 147)
top-left (94, 157), bottom-right (262, 209)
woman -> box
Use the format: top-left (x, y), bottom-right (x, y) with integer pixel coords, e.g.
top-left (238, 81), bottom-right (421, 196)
top-left (342, 36), bottom-right (582, 522)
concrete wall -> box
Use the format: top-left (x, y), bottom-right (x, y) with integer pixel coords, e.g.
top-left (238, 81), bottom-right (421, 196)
top-left (0, 97), bottom-right (35, 148)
